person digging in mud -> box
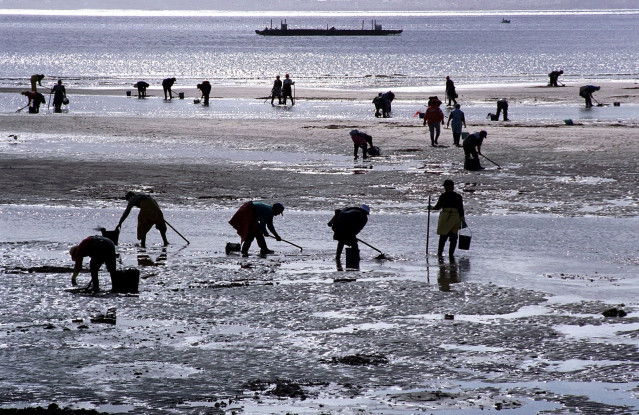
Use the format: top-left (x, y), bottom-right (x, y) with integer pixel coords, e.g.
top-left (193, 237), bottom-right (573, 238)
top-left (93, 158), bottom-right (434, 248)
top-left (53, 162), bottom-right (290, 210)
top-left (229, 201), bottom-right (284, 257)
top-left (117, 192), bottom-right (169, 248)
top-left (463, 130), bottom-right (487, 170)
top-left (327, 204), bottom-right (369, 261)
top-left (548, 70), bottom-right (563, 87)
top-left (579, 85), bottom-right (600, 108)
top-left (21, 90), bottom-right (46, 114)
top-left (30, 74), bottom-right (45, 92)
top-left (69, 235), bottom-right (117, 293)
top-left (428, 180), bottom-right (466, 258)
top-left (162, 77), bottom-right (176, 100)
top-left (197, 80), bottom-right (212, 106)
top-left (134, 81), bottom-right (149, 98)
top-left (349, 129), bottom-right (374, 160)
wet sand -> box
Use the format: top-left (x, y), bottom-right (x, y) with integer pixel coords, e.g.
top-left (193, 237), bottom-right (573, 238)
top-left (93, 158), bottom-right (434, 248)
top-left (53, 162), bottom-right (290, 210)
top-left (1, 81), bottom-right (638, 413)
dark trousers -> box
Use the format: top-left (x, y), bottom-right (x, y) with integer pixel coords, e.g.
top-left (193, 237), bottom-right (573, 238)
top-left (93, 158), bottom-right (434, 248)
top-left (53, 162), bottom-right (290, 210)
top-left (452, 132), bottom-right (461, 146)
top-left (438, 233), bottom-right (458, 257)
top-left (496, 101), bottom-right (508, 120)
top-left (241, 232), bottom-right (267, 255)
top-left (336, 238), bottom-right (358, 260)
top-left (354, 143), bottom-right (368, 159)
top-left (89, 242), bottom-right (117, 291)
top-left (282, 93), bottom-right (294, 105)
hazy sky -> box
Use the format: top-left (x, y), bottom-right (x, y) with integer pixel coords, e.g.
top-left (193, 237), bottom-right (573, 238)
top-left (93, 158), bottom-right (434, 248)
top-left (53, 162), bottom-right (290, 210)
top-left (0, 0), bottom-right (636, 11)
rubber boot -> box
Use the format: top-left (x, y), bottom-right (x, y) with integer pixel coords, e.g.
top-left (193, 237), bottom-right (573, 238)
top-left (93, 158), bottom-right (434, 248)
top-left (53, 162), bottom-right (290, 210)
top-left (437, 235), bottom-right (447, 257)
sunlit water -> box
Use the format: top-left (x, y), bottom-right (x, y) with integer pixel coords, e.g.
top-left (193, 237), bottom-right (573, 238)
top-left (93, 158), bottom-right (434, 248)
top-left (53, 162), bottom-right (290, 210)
top-left (1, 10), bottom-right (638, 90)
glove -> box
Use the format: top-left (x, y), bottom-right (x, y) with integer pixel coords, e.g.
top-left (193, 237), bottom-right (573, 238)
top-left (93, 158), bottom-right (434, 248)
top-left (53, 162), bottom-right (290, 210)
top-left (275, 235), bottom-right (282, 242)
top-left (461, 220), bottom-right (467, 229)
top-left (427, 204), bottom-right (433, 211)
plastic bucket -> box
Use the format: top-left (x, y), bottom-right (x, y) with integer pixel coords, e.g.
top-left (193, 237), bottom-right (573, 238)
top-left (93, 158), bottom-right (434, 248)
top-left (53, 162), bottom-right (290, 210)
top-left (345, 247), bottom-right (360, 269)
top-left (461, 132), bottom-right (469, 141)
top-left (126, 90), bottom-right (131, 97)
top-left (178, 92), bottom-right (185, 99)
top-left (457, 228), bottom-right (472, 250)
top-left (100, 228), bottom-right (120, 245)
top-left (111, 268), bottom-right (140, 293)
top-left (225, 242), bottom-right (241, 255)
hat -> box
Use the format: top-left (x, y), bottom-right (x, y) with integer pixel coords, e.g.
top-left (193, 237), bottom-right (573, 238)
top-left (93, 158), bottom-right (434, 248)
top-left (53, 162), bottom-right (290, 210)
top-left (479, 130), bottom-right (488, 137)
top-left (360, 204), bottom-right (370, 214)
top-left (273, 203), bottom-right (284, 215)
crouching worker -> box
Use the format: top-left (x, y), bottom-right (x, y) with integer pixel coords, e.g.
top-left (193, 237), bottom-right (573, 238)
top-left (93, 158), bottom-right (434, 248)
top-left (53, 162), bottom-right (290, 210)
top-left (69, 235), bottom-right (117, 293)
top-left (117, 192), bottom-right (169, 248)
top-left (463, 130), bottom-right (487, 170)
top-left (327, 204), bottom-right (369, 261)
top-left (229, 201), bottom-right (284, 257)
top-left (349, 129), bottom-right (374, 160)
top-left (428, 180), bottom-right (466, 258)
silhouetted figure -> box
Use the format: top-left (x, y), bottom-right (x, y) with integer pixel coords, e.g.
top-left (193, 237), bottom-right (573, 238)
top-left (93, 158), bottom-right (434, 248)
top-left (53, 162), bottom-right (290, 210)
top-left (162, 77), bottom-right (176, 100)
top-left (428, 180), bottom-right (466, 258)
top-left (446, 103), bottom-right (466, 147)
top-left (197, 81), bottom-right (211, 106)
top-left (445, 76), bottom-right (457, 106)
top-left (134, 81), bottom-right (149, 98)
top-left (271, 75), bottom-right (282, 105)
top-left (69, 235), bottom-right (117, 293)
top-left (579, 85), bottom-right (600, 108)
top-left (21, 90), bottom-right (46, 113)
top-left (51, 80), bottom-right (67, 113)
top-left (229, 201), bottom-right (284, 257)
top-left (282, 74), bottom-right (295, 105)
top-left (349, 129), bottom-right (374, 160)
top-left (30, 74), bottom-right (44, 92)
top-left (463, 130), bottom-right (487, 170)
top-left (548, 70), bottom-right (563, 87)
top-left (327, 204), bottom-right (369, 261)
top-left (117, 192), bottom-right (169, 248)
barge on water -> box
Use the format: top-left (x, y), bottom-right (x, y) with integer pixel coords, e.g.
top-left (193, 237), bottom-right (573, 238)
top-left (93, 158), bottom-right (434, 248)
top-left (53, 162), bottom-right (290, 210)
top-left (256, 19), bottom-right (402, 36)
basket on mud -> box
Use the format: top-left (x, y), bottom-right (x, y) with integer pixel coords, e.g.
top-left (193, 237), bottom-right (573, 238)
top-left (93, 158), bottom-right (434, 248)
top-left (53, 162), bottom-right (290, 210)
top-left (111, 268), bottom-right (140, 293)
top-left (100, 228), bottom-right (120, 245)
top-left (457, 228), bottom-right (472, 251)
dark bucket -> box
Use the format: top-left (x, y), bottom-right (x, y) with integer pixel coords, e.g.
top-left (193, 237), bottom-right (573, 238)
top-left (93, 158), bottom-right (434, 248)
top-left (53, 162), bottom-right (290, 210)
top-left (178, 92), bottom-right (185, 99)
top-left (225, 242), bottom-right (241, 255)
top-left (345, 247), bottom-right (360, 269)
top-left (126, 90), bottom-right (131, 97)
top-left (461, 132), bottom-right (469, 141)
top-left (111, 268), bottom-right (140, 293)
top-left (100, 228), bottom-right (120, 245)
top-left (457, 229), bottom-right (472, 250)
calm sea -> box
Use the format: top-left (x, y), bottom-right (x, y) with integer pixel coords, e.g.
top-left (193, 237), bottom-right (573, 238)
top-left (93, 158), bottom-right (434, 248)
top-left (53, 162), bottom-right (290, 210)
top-left (1, 10), bottom-right (638, 90)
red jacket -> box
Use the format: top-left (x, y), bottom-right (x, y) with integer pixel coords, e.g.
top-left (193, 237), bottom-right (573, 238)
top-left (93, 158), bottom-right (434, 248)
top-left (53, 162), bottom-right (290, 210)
top-left (425, 105), bottom-right (444, 125)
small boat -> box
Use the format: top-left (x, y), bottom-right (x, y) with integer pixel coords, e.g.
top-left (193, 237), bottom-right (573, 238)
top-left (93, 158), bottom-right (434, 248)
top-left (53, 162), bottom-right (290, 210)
top-left (501, 18), bottom-right (511, 24)
top-left (256, 19), bottom-right (402, 36)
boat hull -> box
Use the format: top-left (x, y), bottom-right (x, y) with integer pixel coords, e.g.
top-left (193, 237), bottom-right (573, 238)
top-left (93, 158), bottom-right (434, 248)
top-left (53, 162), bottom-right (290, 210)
top-left (255, 29), bottom-right (403, 36)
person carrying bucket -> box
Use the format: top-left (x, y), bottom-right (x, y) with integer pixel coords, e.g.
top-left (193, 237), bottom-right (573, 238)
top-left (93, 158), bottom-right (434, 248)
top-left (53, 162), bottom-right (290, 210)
top-left (51, 80), bottom-right (67, 113)
top-left (428, 180), bottom-right (466, 258)
top-left (229, 201), bottom-right (284, 257)
top-left (327, 204), bottom-right (369, 261)
top-left (69, 235), bottom-right (118, 293)
top-left (116, 191), bottom-right (169, 248)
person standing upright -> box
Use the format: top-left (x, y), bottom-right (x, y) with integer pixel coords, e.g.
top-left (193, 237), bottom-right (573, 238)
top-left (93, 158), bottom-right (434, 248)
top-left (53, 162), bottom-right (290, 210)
top-left (445, 76), bottom-right (458, 107)
top-left (446, 103), bottom-right (466, 147)
top-left (282, 74), bottom-right (295, 105)
top-left (51, 80), bottom-right (67, 113)
top-left (424, 98), bottom-right (445, 146)
top-left (428, 180), bottom-right (466, 258)
top-left (271, 75), bottom-right (282, 105)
